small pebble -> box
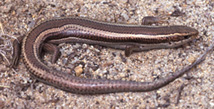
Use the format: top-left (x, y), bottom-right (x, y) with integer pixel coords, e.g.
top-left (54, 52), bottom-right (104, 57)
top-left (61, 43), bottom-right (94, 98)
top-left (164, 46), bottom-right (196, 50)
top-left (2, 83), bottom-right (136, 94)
top-left (74, 65), bottom-right (83, 76)
top-left (187, 56), bottom-right (196, 63)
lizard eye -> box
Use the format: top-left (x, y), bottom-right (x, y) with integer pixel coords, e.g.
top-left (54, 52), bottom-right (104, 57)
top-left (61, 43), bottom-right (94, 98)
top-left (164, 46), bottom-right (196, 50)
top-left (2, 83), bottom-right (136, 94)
top-left (184, 35), bottom-right (191, 39)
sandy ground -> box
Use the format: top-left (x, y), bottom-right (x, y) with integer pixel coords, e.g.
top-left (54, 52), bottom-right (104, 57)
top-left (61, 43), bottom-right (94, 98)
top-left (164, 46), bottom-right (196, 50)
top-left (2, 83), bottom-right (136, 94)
top-left (0, 0), bottom-right (213, 108)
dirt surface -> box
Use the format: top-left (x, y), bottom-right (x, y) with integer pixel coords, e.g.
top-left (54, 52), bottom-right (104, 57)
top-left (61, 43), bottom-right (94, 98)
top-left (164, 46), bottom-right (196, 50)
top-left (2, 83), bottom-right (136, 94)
top-left (0, 0), bottom-right (213, 108)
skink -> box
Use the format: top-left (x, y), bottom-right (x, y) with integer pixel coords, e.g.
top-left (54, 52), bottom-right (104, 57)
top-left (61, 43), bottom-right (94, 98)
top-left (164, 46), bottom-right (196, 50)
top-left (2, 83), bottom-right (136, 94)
top-left (12, 17), bottom-right (199, 94)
